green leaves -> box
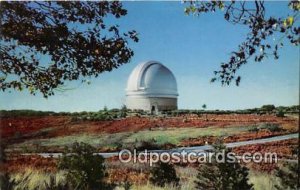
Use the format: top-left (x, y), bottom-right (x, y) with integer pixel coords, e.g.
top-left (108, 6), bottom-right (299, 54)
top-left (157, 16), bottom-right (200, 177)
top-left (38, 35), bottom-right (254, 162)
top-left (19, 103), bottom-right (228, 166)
top-left (195, 143), bottom-right (253, 190)
top-left (149, 162), bottom-right (180, 187)
top-left (0, 2), bottom-right (138, 97)
top-left (218, 2), bottom-right (225, 10)
top-left (186, 1), bottom-right (299, 86)
top-left (58, 142), bottom-right (108, 190)
top-left (275, 162), bottom-right (299, 190)
top-left (283, 16), bottom-right (294, 27)
top-left (184, 6), bottom-right (197, 15)
top-left (289, 1), bottom-right (300, 11)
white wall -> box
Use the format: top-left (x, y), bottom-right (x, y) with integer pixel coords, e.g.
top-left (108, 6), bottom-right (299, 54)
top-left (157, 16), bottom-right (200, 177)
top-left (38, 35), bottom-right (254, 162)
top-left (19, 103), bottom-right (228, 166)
top-left (126, 96), bottom-right (177, 111)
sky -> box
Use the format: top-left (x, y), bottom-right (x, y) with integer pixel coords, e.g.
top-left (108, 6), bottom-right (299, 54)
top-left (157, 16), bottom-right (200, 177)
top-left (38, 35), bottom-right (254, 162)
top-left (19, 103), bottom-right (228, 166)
top-left (0, 1), bottom-right (299, 112)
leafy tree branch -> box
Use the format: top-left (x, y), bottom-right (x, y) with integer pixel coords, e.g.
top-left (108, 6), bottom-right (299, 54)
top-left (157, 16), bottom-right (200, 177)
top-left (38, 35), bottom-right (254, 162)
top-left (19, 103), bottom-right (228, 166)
top-left (185, 0), bottom-right (299, 86)
top-left (0, 1), bottom-right (138, 97)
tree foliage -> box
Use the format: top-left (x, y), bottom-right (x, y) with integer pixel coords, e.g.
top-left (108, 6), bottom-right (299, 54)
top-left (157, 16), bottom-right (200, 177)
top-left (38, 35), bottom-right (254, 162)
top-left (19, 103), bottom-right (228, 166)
top-left (185, 0), bottom-right (299, 86)
top-left (195, 143), bottom-right (253, 190)
top-left (149, 161), bottom-right (180, 187)
top-left (261, 104), bottom-right (276, 112)
top-left (275, 162), bottom-right (299, 190)
top-left (120, 104), bottom-right (127, 118)
top-left (58, 142), bottom-right (112, 190)
top-left (0, 1), bottom-right (138, 97)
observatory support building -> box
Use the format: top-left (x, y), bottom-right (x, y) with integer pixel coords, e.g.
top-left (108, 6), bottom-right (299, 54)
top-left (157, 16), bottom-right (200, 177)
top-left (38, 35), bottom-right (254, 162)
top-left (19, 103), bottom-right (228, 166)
top-left (125, 61), bottom-right (178, 113)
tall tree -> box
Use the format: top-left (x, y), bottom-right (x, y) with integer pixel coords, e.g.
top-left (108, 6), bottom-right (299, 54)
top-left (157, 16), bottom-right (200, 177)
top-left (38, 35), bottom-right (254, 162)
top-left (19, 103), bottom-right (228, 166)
top-left (185, 0), bottom-right (299, 86)
top-left (0, 1), bottom-right (138, 97)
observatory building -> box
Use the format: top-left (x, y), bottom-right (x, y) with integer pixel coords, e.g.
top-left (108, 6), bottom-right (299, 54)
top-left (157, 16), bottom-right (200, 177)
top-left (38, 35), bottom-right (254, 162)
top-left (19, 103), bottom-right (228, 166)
top-left (125, 61), bottom-right (178, 113)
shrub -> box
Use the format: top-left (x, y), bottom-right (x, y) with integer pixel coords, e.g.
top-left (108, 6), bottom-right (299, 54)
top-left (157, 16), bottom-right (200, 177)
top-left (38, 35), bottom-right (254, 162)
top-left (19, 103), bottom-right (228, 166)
top-left (149, 162), bottom-right (180, 187)
top-left (258, 123), bottom-right (282, 132)
top-left (58, 142), bottom-right (114, 190)
top-left (90, 112), bottom-right (113, 121)
top-left (70, 116), bottom-right (80, 123)
top-left (103, 106), bottom-right (108, 112)
top-left (261, 105), bottom-right (276, 112)
top-left (275, 162), bottom-right (299, 190)
top-left (135, 140), bottom-right (161, 151)
top-left (122, 177), bottom-right (132, 190)
top-left (0, 110), bottom-right (56, 117)
top-left (119, 105), bottom-right (127, 118)
top-left (276, 110), bottom-right (285, 117)
top-left (248, 127), bottom-right (259, 133)
top-left (195, 143), bottom-right (253, 190)
top-left (291, 146), bottom-right (298, 156)
top-left (256, 123), bottom-right (283, 132)
top-left (268, 125), bottom-right (282, 132)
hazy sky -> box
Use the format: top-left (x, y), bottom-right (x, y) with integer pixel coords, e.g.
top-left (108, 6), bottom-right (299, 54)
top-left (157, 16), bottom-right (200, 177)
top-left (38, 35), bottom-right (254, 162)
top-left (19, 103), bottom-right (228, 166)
top-left (0, 1), bottom-right (299, 112)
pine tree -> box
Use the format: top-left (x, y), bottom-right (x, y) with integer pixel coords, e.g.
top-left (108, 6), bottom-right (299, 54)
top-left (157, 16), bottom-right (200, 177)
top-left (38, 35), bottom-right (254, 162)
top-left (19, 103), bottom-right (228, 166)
top-left (195, 143), bottom-right (253, 190)
top-left (58, 142), bottom-right (114, 190)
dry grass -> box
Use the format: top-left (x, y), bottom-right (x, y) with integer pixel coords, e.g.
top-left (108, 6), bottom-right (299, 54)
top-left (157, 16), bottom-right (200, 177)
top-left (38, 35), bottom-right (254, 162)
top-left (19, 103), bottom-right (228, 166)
top-left (11, 167), bottom-right (67, 190)
top-left (6, 165), bottom-right (284, 190)
top-left (249, 171), bottom-right (279, 190)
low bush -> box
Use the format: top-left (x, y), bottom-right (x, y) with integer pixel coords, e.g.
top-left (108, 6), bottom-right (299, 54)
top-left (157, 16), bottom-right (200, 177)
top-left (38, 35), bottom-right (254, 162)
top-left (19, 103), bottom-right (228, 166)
top-left (58, 142), bottom-right (115, 190)
top-left (248, 127), bottom-right (259, 133)
top-left (261, 105), bottom-right (276, 112)
top-left (275, 162), bottom-right (299, 190)
top-left (135, 140), bottom-right (161, 151)
top-left (257, 123), bottom-right (283, 132)
top-left (247, 123), bottom-right (283, 133)
top-left (0, 110), bottom-right (55, 117)
top-left (195, 143), bottom-right (253, 190)
top-left (276, 110), bottom-right (285, 117)
top-left (149, 162), bottom-right (180, 187)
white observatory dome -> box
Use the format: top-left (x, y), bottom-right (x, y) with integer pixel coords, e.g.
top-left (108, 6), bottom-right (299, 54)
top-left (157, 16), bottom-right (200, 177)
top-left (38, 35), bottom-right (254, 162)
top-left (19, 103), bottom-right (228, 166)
top-left (125, 61), bottom-right (178, 113)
